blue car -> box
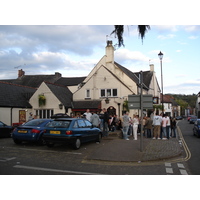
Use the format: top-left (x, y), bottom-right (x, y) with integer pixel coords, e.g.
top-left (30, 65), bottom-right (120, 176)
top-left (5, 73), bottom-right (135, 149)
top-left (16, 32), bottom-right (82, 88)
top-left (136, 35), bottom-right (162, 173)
top-left (193, 119), bottom-right (200, 138)
top-left (43, 118), bottom-right (102, 149)
top-left (12, 119), bottom-right (52, 144)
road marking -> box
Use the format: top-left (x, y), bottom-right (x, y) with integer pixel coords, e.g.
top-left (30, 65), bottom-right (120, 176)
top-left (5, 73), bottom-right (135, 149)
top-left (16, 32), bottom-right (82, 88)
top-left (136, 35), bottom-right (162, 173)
top-left (166, 168), bottom-right (173, 174)
top-left (177, 163), bottom-right (184, 168)
top-left (165, 163), bottom-right (171, 167)
top-left (180, 169), bottom-right (188, 175)
top-left (13, 165), bottom-right (104, 175)
top-left (0, 157), bottom-right (16, 162)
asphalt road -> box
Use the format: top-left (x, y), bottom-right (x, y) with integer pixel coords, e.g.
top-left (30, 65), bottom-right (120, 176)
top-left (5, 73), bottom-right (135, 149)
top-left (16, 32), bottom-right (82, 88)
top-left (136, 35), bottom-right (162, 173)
top-left (0, 119), bottom-right (196, 175)
top-left (178, 118), bottom-right (200, 175)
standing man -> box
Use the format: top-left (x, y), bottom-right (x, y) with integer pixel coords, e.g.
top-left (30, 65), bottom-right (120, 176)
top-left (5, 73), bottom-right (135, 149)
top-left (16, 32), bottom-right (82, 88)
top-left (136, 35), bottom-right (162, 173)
top-left (122, 111), bottom-right (130, 140)
top-left (90, 111), bottom-right (100, 128)
top-left (84, 109), bottom-right (92, 122)
top-left (162, 114), bottom-right (169, 140)
top-left (152, 111), bottom-right (162, 139)
top-left (102, 108), bottom-right (109, 137)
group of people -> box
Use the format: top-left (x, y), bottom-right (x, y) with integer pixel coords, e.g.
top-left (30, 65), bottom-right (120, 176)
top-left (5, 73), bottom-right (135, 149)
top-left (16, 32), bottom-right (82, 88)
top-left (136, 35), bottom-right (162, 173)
top-left (74, 109), bottom-right (178, 141)
top-left (121, 111), bottom-right (177, 141)
top-left (82, 108), bottom-right (121, 137)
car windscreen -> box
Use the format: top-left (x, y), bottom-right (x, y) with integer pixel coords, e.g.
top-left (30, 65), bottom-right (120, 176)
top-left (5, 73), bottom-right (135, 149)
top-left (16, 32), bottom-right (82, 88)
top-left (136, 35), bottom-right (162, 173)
top-left (23, 119), bottom-right (47, 126)
top-left (47, 120), bottom-right (71, 128)
top-left (197, 121), bottom-right (200, 125)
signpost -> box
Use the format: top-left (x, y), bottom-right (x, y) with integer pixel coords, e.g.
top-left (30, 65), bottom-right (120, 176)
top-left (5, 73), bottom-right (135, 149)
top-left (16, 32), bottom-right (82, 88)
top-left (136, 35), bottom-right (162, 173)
top-left (128, 71), bottom-right (153, 152)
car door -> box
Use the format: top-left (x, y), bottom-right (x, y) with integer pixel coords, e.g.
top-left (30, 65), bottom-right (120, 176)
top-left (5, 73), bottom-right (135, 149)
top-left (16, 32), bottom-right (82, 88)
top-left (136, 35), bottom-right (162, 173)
top-left (84, 120), bottom-right (99, 141)
top-left (76, 119), bottom-right (89, 142)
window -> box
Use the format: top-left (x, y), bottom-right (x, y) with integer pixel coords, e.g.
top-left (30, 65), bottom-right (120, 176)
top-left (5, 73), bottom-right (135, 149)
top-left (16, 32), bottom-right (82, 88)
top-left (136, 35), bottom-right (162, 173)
top-left (100, 89), bottom-right (118, 97)
top-left (78, 120), bottom-right (86, 128)
top-left (86, 89), bottom-right (90, 98)
top-left (35, 109), bottom-right (53, 119)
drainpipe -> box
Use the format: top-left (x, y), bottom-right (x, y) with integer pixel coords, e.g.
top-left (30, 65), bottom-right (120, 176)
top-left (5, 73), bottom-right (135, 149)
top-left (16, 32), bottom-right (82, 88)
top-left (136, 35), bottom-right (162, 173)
top-left (10, 107), bottom-right (13, 126)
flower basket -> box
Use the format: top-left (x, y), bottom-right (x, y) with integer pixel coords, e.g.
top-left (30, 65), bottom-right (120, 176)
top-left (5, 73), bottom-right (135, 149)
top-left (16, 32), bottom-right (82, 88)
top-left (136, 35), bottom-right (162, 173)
top-left (38, 94), bottom-right (46, 107)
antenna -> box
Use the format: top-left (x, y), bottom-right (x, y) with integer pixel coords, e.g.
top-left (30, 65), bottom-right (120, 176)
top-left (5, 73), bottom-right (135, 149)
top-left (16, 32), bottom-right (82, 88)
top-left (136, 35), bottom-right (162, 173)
top-left (14, 63), bottom-right (26, 69)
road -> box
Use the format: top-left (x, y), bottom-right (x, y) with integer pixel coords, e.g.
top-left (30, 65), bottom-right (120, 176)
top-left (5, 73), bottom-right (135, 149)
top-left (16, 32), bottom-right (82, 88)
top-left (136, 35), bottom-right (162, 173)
top-left (0, 119), bottom-right (198, 175)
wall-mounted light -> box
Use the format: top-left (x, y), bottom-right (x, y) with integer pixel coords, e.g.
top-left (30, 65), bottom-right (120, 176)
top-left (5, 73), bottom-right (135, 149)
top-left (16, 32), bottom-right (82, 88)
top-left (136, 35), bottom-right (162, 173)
top-left (105, 97), bottom-right (110, 104)
top-left (59, 103), bottom-right (63, 109)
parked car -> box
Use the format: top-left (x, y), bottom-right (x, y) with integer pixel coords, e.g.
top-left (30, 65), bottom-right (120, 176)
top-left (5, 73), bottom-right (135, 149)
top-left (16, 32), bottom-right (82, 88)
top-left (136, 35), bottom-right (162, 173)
top-left (175, 116), bottom-right (183, 120)
top-left (193, 119), bottom-right (200, 138)
top-left (12, 119), bottom-right (52, 144)
top-left (43, 118), bottom-right (102, 149)
top-left (189, 116), bottom-right (197, 124)
top-left (0, 121), bottom-right (14, 138)
top-left (187, 115), bottom-right (194, 121)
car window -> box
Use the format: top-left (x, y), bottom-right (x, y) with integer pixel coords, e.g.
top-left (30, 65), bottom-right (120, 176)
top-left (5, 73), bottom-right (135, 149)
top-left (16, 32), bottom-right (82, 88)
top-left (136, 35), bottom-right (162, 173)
top-left (24, 120), bottom-right (47, 126)
top-left (0, 121), bottom-right (4, 126)
top-left (47, 120), bottom-right (70, 128)
top-left (85, 120), bottom-right (92, 128)
top-left (77, 120), bottom-right (86, 128)
top-left (73, 121), bottom-right (78, 128)
top-left (197, 121), bottom-right (200, 125)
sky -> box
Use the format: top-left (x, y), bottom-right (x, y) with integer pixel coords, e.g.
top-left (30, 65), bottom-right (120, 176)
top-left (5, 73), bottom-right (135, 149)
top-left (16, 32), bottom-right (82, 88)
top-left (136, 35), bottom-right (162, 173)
top-left (0, 1), bottom-right (199, 96)
top-left (0, 25), bottom-right (199, 95)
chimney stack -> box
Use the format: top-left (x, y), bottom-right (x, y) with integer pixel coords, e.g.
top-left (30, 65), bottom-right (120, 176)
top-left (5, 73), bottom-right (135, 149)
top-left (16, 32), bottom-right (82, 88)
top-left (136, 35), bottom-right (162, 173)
top-left (18, 69), bottom-right (25, 78)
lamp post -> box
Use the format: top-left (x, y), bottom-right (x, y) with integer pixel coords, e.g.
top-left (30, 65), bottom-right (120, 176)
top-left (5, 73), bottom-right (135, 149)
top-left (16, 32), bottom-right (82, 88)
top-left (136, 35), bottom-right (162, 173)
top-left (158, 51), bottom-right (164, 114)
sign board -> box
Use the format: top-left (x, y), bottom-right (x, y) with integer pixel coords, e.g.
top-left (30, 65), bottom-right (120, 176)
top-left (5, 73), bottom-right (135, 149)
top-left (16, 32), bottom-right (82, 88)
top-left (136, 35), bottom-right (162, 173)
top-left (128, 95), bottom-right (153, 109)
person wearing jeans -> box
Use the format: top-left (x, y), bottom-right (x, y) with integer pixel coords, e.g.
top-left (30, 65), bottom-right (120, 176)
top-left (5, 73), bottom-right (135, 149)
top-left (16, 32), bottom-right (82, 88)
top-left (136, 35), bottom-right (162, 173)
top-left (122, 112), bottom-right (130, 140)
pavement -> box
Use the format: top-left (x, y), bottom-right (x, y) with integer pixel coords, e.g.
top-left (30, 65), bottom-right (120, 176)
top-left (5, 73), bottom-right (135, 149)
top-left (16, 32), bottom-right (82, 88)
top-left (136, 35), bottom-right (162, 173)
top-left (86, 130), bottom-right (183, 163)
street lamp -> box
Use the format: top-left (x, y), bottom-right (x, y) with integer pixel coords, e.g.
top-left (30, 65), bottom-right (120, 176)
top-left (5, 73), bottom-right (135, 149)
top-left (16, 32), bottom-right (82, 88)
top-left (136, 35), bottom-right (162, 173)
top-left (158, 51), bottom-right (164, 114)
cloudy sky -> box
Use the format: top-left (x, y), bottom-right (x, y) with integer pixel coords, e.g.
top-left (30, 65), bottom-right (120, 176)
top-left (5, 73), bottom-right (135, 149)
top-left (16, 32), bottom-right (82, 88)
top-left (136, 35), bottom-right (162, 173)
top-left (0, 25), bottom-right (199, 95)
top-left (0, 1), bottom-right (199, 95)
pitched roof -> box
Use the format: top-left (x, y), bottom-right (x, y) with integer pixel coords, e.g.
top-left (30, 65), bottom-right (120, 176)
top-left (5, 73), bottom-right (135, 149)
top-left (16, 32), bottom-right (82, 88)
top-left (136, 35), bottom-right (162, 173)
top-left (45, 82), bottom-right (73, 108)
top-left (1, 74), bottom-right (86, 88)
top-left (54, 77), bottom-right (86, 86)
top-left (114, 62), bottom-right (153, 90)
top-left (0, 81), bottom-right (36, 108)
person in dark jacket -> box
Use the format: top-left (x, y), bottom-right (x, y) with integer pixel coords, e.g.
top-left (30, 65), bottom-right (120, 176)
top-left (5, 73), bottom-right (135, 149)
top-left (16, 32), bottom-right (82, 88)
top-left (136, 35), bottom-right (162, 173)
top-left (102, 108), bottom-right (109, 137)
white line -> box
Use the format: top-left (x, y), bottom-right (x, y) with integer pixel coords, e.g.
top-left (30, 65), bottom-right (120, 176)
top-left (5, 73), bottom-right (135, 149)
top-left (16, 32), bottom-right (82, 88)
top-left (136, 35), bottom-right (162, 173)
top-left (180, 169), bottom-right (188, 175)
top-left (13, 165), bottom-right (104, 175)
top-left (165, 162), bottom-right (171, 167)
top-left (0, 157), bottom-right (16, 162)
top-left (177, 163), bottom-right (185, 168)
top-left (166, 168), bottom-right (173, 174)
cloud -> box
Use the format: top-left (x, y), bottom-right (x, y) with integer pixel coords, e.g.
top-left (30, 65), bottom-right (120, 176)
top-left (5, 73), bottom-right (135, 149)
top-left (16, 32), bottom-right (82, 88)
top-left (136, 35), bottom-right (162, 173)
top-left (157, 34), bottom-right (176, 40)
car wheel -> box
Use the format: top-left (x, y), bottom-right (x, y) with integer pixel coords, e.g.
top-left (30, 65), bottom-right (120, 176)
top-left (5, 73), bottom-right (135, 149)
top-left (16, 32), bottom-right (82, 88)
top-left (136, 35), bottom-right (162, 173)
top-left (73, 138), bottom-right (81, 150)
top-left (13, 139), bottom-right (22, 144)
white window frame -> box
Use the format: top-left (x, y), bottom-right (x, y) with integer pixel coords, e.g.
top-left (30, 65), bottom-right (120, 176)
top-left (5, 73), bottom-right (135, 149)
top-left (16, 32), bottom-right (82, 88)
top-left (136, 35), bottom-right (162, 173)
top-left (100, 89), bottom-right (118, 97)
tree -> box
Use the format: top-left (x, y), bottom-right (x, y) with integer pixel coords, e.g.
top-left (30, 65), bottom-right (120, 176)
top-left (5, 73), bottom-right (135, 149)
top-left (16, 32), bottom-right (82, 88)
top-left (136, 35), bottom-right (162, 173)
top-left (111, 25), bottom-right (150, 47)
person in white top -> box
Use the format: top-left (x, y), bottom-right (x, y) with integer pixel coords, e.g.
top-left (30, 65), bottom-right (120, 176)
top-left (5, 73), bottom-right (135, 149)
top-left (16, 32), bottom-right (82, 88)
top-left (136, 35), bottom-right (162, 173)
top-left (162, 114), bottom-right (169, 140)
top-left (84, 109), bottom-right (92, 121)
top-left (132, 114), bottom-right (139, 140)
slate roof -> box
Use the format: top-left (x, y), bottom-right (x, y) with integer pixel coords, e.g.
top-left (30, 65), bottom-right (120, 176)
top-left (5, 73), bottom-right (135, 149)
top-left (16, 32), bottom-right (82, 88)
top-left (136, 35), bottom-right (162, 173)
top-left (1, 74), bottom-right (86, 88)
top-left (54, 77), bottom-right (86, 87)
top-left (45, 82), bottom-right (73, 108)
top-left (114, 62), bottom-right (153, 90)
top-left (0, 81), bottom-right (36, 108)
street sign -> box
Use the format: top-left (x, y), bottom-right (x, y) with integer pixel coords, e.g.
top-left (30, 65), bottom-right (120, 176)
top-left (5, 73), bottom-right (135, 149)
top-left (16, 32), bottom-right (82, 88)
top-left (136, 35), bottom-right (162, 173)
top-left (128, 95), bottom-right (153, 109)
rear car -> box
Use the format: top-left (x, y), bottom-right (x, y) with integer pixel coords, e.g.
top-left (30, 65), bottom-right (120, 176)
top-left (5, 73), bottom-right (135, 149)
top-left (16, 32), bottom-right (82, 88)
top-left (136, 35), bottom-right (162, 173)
top-left (43, 118), bottom-right (102, 149)
top-left (12, 119), bottom-right (52, 144)
top-left (0, 121), bottom-right (14, 138)
top-left (189, 116), bottom-right (197, 124)
top-left (193, 119), bottom-right (200, 138)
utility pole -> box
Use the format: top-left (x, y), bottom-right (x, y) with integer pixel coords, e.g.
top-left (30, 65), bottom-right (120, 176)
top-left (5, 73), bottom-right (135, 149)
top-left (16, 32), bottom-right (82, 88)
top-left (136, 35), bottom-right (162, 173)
top-left (139, 71), bottom-right (143, 152)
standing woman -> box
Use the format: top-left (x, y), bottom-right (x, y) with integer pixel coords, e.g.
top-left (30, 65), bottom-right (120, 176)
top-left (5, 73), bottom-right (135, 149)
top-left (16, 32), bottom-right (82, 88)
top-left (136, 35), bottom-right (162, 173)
top-left (132, 115), bottom-right (139, 140)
